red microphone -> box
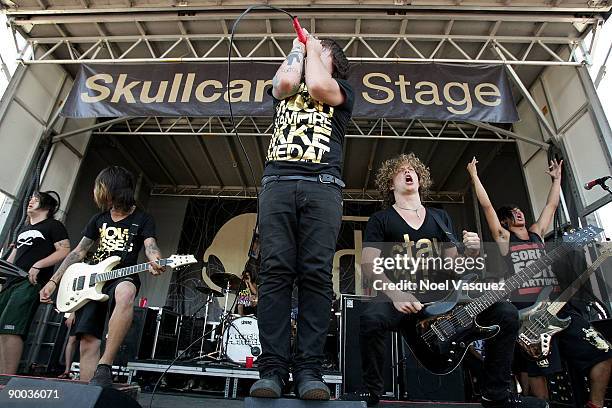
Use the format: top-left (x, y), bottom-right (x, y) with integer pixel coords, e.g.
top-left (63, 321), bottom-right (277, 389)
top-left (584, 176), bottom-right (611, 190)
top-left (292, 17), bottom-right (307, 45)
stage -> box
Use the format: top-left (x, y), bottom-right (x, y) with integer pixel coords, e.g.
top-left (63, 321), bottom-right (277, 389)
top-left (126, 359), bottom-right (343, 399)
top-left (139, 392), bottom-right (483, 408)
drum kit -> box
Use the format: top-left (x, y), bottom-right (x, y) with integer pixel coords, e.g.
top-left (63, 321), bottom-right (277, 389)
top-left (190, 272), bottom-right (261, 365)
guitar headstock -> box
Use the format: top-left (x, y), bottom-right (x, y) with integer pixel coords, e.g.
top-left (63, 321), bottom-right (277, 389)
top-left (562, 225), bottom-right (604, 246)
top-left (597, 242), bottom-right (612, 258)
top-left (167, 254), bottom-right (198, 268)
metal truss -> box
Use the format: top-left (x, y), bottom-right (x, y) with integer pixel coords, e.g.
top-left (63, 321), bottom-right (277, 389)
top-left (10, 11), bottom-right (601, 66)
top-left (150, 184), bottom-right (464, 204)
top-left (81, 116), bottom-right (548, 147)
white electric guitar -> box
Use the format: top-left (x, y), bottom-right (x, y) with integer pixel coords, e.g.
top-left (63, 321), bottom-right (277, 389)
top-left (56, 254), bottom-right (197, 313)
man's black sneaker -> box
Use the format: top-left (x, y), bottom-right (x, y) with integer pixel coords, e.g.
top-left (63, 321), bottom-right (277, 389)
top-left (482, 393), bottom-right (549, 408)
top-left (88, 364), bottom-right (113, 388)
top-left (294, 370), bottom-right (330, 400)
top-left (295, 379), bottom-right (330, 400)
top-left (340, 391), bottom-right (380, 407)
top-left (249, 374), bottom-right (285, 398)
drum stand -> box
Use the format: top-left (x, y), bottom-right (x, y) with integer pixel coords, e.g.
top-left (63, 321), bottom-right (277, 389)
top-left (197, 292), bottom-right (213, 357)
top-left (201, 281), bottom-right (234, 361)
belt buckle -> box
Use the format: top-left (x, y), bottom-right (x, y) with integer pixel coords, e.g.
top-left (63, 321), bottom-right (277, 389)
top-left (319, 174), bottom-right (332, 184)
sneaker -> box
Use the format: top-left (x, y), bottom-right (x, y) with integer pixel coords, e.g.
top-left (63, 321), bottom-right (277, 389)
top-left (482, 393), bottom-right (548, 408)
top-left (88, 364), bottom-right (113, 388)
top-left (250, 373), bottom-right (285, 398)
top-left (340, 391), bottom-right (380, 407)
top-left (294, 371), bottom-right (330, 401)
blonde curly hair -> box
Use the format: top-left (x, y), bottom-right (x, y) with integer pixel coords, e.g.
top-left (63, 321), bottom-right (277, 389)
top-left (375, 153), bottom-right (433, 208)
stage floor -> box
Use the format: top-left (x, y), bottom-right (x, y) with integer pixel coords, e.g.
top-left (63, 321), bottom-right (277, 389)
top-left (139, 393), bottom-right (483, 408)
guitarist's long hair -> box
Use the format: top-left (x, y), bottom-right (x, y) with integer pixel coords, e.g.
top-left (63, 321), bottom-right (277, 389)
top-left (94, 166), bottom-right (136, 212)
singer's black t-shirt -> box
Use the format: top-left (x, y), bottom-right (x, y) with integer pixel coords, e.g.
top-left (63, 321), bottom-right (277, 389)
top-left (264, 79), bottom-right (355, 179)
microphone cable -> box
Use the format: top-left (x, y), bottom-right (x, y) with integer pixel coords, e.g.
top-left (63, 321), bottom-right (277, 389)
top-left (226, 5), bottom-right (304, 226)
top-left (148, 8), bottom-right (304, 406)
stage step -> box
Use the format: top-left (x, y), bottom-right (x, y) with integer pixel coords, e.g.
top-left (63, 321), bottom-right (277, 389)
top-left (245, 397), bottom-right (366, 407)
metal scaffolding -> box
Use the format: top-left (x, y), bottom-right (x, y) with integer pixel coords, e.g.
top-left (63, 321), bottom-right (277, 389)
top-left (8, 10), bottom-right (602, 66)
top-left (73, 116), bottom-right (547, 147)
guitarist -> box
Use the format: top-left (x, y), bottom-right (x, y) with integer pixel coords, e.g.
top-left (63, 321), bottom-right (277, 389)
top-left (39, 166), bottom-right (166, 387)
top-left (468, 158), bottom-right (612, 408)
top-left (0, 191), bottom-right (69, 374)
top-left (350, 153), bottom-right (546, 408)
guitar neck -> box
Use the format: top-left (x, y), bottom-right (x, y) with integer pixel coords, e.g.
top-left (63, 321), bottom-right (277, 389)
top-left (546, 252), bottom-right (609, 315)
top-left (94, 259), bottom-right (170, 283)
top-left (465, 244), bottom-right (572, 317)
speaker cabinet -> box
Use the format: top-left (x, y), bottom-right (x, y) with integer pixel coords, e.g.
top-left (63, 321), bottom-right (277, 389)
top-left (0, 377), bottom-right (141, 408)
top-left (340, 295), bottom-right (397, 398)
top-left (398, 337), bottom-right (466, 402)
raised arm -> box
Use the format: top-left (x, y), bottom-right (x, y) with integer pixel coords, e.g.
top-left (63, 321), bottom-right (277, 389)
top-left (467, 157), bottom-right (510, 252)
top-left (271, 33), bottom-right (307, 100)
top-left (304, 38), bottom-right (345, 106)
top-left (530, 159), bottom-right (563, 239)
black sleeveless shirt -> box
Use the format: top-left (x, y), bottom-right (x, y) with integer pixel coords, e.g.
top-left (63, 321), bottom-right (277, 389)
top-left (504, 231), bottom-right (560, 306)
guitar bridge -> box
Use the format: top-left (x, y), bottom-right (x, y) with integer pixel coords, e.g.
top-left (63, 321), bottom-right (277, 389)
top-left (540, 333), bottom-right (552, 356)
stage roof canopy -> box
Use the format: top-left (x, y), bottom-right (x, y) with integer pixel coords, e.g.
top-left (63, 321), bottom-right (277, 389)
top-left (3, 1), bottom-right (611, 201)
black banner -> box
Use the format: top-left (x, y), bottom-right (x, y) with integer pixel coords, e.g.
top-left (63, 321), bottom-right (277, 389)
top-left (62, 63), bottom-right (518, 123)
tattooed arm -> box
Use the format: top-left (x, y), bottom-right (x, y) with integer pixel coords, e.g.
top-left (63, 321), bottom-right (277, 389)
top-left (40, 237), bottom-right (94, 303)
top-left (144, 237), bottom-right (165, 276)
top-left (271, 34), bottom-right (307, 100)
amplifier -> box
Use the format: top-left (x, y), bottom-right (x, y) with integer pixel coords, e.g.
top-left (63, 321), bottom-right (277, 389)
top-left (138, 307), bottom-right (181, 360)
top-left (340, 295), bottom-right (397, 398)
top-left (398, 337), bottom-right (465, 402)
top-left (176, 316), bottom-right (218, 358)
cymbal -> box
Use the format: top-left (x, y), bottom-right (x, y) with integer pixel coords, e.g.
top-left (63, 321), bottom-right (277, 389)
top-left (195, 286), bottom-right (223, 297)
top-left (210, 273), bottom-right (243, 291)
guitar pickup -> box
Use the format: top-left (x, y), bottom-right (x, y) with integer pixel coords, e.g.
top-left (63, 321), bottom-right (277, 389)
top-left (77, 276), bottom-right (85, 290)
top-left (431, 325), bottom-right (446, 341)
top-left (89, 274), bottom-right (96, 287)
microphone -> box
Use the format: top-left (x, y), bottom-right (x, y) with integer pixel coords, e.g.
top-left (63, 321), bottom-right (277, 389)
top-left (584, 176), bottom-right (611, 190)
top-left (292, 17), bottom-right (308, 45)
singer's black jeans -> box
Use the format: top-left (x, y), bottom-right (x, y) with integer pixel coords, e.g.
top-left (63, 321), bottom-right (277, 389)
top-left (360, 300), bottom-right (519, 400)
top-left (256, 179), bottom-right (342, 380)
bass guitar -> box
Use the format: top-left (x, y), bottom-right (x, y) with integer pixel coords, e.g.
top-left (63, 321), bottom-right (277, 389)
top-left (517, 245), bottom-right (612, 360)
top-left (399, 225), bottom-right (602, 375)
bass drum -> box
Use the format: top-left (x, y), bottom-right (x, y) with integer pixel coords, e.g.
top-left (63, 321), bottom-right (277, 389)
top-left (223, 316), bottom-right (261, 364)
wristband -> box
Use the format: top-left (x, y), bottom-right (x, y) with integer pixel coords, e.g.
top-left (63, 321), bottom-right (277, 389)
top-left (48, 279), bottom-right (58, 286)
top-left (31, 266), bottom-right (40, 270)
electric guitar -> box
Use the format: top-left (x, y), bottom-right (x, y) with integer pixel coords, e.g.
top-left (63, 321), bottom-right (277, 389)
top-left (56, 254), bottom-right (197, 312)
top-left (399, 225), bottom-right (602, 375)
top-left (517, 245), bottom-right (612, 360)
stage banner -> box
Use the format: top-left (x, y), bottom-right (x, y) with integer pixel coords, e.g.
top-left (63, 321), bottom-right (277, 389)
top-left (62, 62), bottom-right (518, 122)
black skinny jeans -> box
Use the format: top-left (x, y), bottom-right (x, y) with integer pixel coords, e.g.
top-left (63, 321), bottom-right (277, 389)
top-left (256, 179), bottom-right (343, 380)
top-left (360, 300), bottom-right (519, 400)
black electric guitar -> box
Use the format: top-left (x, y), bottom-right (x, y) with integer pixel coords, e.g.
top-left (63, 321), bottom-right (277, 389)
top-left (517, 244), bottom-right (612, 360)
top-left (400, 225), bottom-right (602, 375)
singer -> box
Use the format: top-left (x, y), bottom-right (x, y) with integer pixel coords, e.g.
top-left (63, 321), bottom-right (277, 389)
top-left (249, 29), bottom-right (354, 400)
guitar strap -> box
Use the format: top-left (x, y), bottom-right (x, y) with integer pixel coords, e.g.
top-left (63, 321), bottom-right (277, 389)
top-left (427, 207), bottom-right (466, 254)
top-left (119, 210), bottom-right (145, 265)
